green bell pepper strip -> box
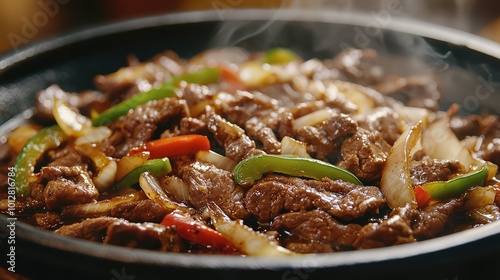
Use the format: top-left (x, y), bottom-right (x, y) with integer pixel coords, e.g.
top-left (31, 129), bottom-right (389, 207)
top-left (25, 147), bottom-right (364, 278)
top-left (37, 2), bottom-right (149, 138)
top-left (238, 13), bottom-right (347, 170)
top-left (92, 67), bottom-right (221, 126)
top-left (420, 165), bottom-right (488, 200)
top-left (262, 47), bottom-right (297, 64)
top-left (232, 154), bottom-right (363, 187)
top-left (116, 158), bottom-right (172, 187)
top-left (14, 125), bottom-right (68, 197)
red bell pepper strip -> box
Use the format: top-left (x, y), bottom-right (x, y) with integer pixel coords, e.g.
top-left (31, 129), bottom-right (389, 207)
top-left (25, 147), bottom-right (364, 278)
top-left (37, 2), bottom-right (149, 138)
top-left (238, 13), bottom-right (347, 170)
top-left (161, 210), bottom-right (238, 253)
top-left (414, 185), bottom-right (431, 208)
top-left (130, 134), bottom-right (210, 159)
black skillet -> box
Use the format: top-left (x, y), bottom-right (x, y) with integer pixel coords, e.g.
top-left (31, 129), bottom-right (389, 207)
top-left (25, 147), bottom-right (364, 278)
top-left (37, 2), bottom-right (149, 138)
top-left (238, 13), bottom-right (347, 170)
top-left (0, 9), bottom-right (500, 280)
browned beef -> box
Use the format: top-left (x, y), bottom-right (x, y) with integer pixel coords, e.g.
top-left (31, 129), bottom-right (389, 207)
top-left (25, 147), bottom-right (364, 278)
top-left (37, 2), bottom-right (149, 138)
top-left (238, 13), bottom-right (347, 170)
top-left (177, 83), bottom-right (215, 108)
top-left (47, 145), bottom-right (87, 169)
top-left (110, 200), bottom-right (170, 223)
top-left (207, 113), bottom-right (259, 161)
top-left (296, 113), bottom-right (358, 161)
top-left (356, 107), bottom-right (401, 145)
top-left (180, 117), bottom-right (207, 135)
top-left (55, 216), bottom-right (120, 242)
top-left (479, 138), bottom-right (500, 166)
top-left (328, 48), bottom-right (383, 86)
top-left (223, 91), bottom-right (282, 129)
top-left (337, 128), bottom-right (391, 182)
top-left (353, 205), bottom-right (418, 249)
top-left (412, 198), bottom-right (464, 239)
top-left (245, 175), bottom-right (385, 223)
top-left (39, 166), bottom-right (99, 210)
top-left (33, 212), bottom-right (62, 230)
top-left (104, 220), bottom-right (183, 252)
top-left (270, 210), bottom-right (362, 253)
top-left (256, 83), bottom-right (312, 108)
top-left (245, 117), bottom-right (280, 154)
top-left (277, 110), bottom-right (295, 139)
top-left (104, 98), bottom-right (189, 158)
top-left (373, 74), bottom-right (442, 111)
top-left (179, 161), bottom-right (250, 220)
top-left (410, 158), bottom-right (464, 186)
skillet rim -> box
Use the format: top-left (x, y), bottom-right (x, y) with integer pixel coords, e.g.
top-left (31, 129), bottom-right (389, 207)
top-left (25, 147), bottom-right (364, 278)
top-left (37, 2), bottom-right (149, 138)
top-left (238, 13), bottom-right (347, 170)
top-left (1, 8), bottom-right (500, 271)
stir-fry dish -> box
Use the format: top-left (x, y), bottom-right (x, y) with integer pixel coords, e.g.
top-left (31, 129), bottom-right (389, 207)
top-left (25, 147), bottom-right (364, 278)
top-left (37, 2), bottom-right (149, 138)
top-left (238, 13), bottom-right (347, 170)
top-left (1, 47), bottom-right (500, 255)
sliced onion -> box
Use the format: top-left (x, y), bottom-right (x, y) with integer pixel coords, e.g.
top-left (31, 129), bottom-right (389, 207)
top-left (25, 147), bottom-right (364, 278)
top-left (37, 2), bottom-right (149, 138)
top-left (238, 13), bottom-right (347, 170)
top-left (422, 116), bottom-right (498, 180)
top-left (195, 150), bottom-right (237, 171)
top-left (239, 61), bottom-right (276, 87)
top-left (139, 172), bottom-right (192, 213)
top-left (332, 80), bottom-right (376, 114)
top-left (93, 160), bottom-right (117, 192)
top-left (293, 109), bottom-right (334, 131)
top-left (380, 121), bottom-right (423, 209)
top-left (394, 104), bottom-right (432, 131)
top-left (280, 136), bottom-right (310, 158)
top-left (207, 202), bottom-right (297, 257)
top-left (161, 175), bottom-right (190, 203)
top-left (52, 97), bottom-right (92, 137)
top-left (61, 191), bottom-right (143, 218)
top-left (467, 204), bottom-right (500, 224)
top-left (116, 151), bottom-right (150, 181)
top-left (75, 126), bottom-right (112, 146)
top-left (463, 186), bottom-right (496, 210)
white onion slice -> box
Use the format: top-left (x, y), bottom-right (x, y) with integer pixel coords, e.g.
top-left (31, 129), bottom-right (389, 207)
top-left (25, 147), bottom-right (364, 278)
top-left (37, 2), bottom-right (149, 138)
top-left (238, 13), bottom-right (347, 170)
top-left (380, 121), bottom-right (423, 209)
top-left (280, 136), bottom-right (310, 158)
top-left (195, 150), bottom-right (237, 171)
top-left (207, 202), bottom-right (297, 257)
top-left (139, 172), bottom-right (192, 213)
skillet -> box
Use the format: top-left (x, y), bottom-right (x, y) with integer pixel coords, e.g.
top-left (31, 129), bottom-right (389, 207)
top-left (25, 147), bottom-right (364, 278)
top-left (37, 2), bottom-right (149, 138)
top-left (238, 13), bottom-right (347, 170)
top-left (1, 9), bottom-right (500, 280)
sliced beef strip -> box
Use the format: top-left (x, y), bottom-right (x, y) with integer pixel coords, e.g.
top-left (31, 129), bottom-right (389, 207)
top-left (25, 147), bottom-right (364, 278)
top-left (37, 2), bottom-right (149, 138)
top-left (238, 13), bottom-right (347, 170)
top-left (46, 144), bottom-right (87, 169)
top-left (327, 48), bottom-right (383, 86)
top-left (356, 106), bottom-right (401, 145)
top-left (270, 209), bottom-right (362, 253)
top-left (179, 161), bottom-right (250, 220)
top-left (206, 113), bottom-right (259, 162)
top-left (412, 198), bottom-right (464, 239)
top-left (38, 166), bottom-right (99, 210)
top-left (353, 205), bottom-right (418, 249)
top-left (296, 113), bottom-right (358, 161)
top-left (372, 74), bottom-right (442, 111)
top-left (245, 175), bottom-right (385, 223)
top-left (55, 216), bottom-right (121, 242)
top-left (410, 158), bottom-right (465, 186)
top-left (32, 212), bottom-right (62, 230)
top-left (103, 220), bottom-right (183, 252)
top-left (110, 200), bottom-right (170, 223)
top-left (223, 91), bottom-right (283, 130)
top-left (337, 128), bottom-right (391, 182)
top-left (245, 117), bottom-right (281, 154)
top-left (103, 97), bottom-right (189, 158)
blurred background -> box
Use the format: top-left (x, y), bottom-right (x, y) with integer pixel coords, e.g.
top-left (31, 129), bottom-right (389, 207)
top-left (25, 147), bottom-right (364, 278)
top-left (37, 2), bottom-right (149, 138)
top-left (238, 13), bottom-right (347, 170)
top-left (0, 0), bottom-right (499, 53)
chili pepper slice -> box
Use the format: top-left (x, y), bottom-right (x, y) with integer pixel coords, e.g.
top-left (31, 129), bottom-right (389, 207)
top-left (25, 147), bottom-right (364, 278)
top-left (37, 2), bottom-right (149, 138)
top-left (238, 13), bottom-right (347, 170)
top-left (130, 134), bottom-right (210, 159)
top-left (14, 125), bottom-right (68, 196)
top-left (161, 210), bottom-right (238, 253)
top-left (420, 165), bottom-right (488, 200)
top-left (232, 154), bottom-right (363, 187)
top-left (92, 67), bottom-right (221, 126)
top-left (116, 158), bottom-right (171, 187)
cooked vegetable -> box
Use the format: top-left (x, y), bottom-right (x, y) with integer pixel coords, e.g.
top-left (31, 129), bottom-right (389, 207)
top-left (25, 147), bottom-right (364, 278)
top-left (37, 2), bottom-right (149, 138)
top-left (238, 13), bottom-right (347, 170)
top-left (207, 202), bottom-right (297, 257)
top-left (138, 172), bottom-right (192, 213)
top-left (161, 210), bottom-right (238, 253)
top-left (232, 154), bottom-right (362, 187)
top-left (116, 151), bottom-right (150, 181)
top-left (380, 121), bottom-right (423, 209)
top-left (7, 123), bottom-right (42, 153)
top-left (14, 125), bottom-right (68, 196)
top-left (130, 134), bottom-right (210, 159)
top-left (92, 67), bottom-right (221, 126)
top-left (53, 97), bottom-right (92, 137)
top-left (195, 150), bottom-right (237, 171)
top-left (117, 158), bottom-right (171, 187)
top-left (263, 47), bottom-right (297, 65)
top-left (420, 165), bottom-right (488, 200)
